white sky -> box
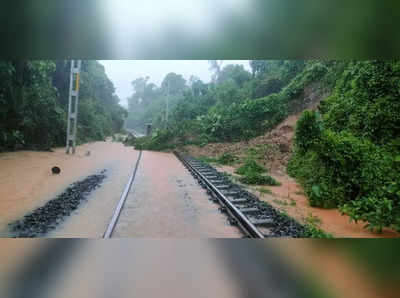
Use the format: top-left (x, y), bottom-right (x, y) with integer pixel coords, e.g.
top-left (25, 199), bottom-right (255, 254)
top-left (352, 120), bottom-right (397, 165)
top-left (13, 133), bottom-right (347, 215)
top-left (99, 60), bottom-right (250, 107)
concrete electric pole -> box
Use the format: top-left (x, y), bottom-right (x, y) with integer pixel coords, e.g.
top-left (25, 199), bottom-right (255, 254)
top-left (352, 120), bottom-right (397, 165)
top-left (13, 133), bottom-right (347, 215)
top-left (165, 80), bottom-right (170, 129)
top-left (66, 60), bottom-right (81, 154)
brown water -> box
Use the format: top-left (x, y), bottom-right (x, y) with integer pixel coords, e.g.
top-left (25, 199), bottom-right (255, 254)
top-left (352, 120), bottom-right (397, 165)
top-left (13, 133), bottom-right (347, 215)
top-left (0, 143), bottom-right (241, 238)
top-left (112, 151), bottom-right (242, 238)
top-left (0, 142), bottom-right (139, 236)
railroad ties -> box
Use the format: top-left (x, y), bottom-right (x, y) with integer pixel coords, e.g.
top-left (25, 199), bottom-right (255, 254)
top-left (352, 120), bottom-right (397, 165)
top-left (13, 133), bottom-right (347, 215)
top-left (174, 152), bottom-right (277, 238)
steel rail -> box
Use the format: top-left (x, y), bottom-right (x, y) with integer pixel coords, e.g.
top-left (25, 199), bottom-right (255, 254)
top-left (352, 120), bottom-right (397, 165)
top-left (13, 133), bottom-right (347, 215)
top-left (174, 152), bottom-right (264, 238)
top-left (103, 150), bottom-right (142, 238)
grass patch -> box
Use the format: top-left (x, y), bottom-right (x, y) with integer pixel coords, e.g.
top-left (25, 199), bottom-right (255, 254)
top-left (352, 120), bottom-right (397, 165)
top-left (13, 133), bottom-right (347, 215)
top-left (198, 156), bottom-right (219, 163)
top-left (197, 153), bottom-right (238, 165)
top-left (273, 199), bottom-right (288, 206)
top-left (306, 213), bottom-right (322, 225)
top-left (239, 172), bottom-right (281, 186)
top-left (236, 159), bottom-right (266, 175)
top-left (218, 152), bottom-right (238, 165)
top-left (302, 213), bottom-right (333, 238)
top-left (303, 223), bottom-right (333, 238)
top-left (236, 158), bottom-right (280, 186)
top-left (258, 187), bottom-right (272, 195)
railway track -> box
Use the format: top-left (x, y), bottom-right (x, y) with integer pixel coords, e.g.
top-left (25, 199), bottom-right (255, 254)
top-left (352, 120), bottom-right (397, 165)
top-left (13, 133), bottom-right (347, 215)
top-left (103, 150), bottom-right (142, 238)
top-left (174, 152), bottom-right (306, 238)
top-left (103, 146), bottom-right (304, 238)
top-left (174, 152), bottom-right (271, 238)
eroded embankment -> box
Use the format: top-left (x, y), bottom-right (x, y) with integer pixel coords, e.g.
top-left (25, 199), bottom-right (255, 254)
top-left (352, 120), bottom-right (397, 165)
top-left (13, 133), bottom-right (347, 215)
top-left (182, 88), bottom-right (399, 238)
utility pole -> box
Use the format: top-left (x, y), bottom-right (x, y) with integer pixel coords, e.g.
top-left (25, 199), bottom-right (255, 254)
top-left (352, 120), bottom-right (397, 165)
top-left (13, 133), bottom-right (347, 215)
top-left (66, 60), bottom-right (81, 154)
top-left (165, 79), bottom-right (170, 129)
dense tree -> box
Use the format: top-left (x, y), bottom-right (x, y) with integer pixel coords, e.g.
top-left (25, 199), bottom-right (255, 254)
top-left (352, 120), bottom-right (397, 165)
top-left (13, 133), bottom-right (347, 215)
top-left (161, 72), bottom-right (186, 96)
top-left (0, 60), bottom-right (126, 152)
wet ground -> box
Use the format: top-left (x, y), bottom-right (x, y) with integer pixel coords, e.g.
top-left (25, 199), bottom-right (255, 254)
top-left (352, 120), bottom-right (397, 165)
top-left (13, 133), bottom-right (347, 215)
top-left (0, 142), bottom-right (139, 237)
top-left (112, 151), bottom-right (242, 237)
top-left (0, 142), bottom-right (241, 238)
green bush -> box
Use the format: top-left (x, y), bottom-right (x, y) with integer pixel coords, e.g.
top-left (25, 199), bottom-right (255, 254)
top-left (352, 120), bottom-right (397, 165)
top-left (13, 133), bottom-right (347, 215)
top-left (294, 110), bottom-right (322, 153)
top-left (235, 158), bottom-right (281, 186)
top-left (235, 159), bottom-right (266, 175)
top-left (218, 152), bottom-right (237, 165)
top-left (289, 60), bottom-right (400, 232)
top-left (239, 172), bottom-right (281, 186)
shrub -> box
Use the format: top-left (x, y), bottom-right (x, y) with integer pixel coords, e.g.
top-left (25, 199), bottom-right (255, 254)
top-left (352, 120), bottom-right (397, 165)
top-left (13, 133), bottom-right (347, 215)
top-left (239, 172), bottom-right (281, 186)
top-left (218, 153), bottom-right (237, 165)
top-left (294, 110), bottom-right (322, 153)
top-left (289, 61), bottom-right (400, 232)
top-left (235, 159), bottom-right (266, 175)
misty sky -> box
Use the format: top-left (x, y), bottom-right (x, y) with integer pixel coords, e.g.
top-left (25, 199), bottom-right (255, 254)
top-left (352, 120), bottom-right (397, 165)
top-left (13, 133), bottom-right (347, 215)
top-left (99, 60), bottom-right (250, 107)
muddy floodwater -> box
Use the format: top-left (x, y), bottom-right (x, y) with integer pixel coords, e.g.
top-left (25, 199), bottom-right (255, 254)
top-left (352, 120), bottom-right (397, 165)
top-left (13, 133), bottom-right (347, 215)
top-left (0, 142), bottom-right (242, 237)
top-left (112, 151), bottom-right (242, 237)
top-left (0, 142), bottom-right (139, 237)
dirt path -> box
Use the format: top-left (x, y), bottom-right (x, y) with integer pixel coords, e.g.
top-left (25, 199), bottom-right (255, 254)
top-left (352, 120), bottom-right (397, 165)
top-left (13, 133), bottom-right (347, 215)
top-left (112, 151), bottom-right (242, 237)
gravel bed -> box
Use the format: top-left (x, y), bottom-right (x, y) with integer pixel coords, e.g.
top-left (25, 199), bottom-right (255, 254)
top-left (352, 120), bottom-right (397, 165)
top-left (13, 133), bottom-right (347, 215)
top-left (9, 170), bottom-right (107, 237)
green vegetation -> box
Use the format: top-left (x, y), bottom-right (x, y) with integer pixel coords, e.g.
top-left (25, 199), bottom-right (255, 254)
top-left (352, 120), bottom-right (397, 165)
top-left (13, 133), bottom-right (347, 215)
top-left (218, 152), bottom-right (237, 165)
top-left (125, 60), bottom-right (400, 233)
top-left (239, 173), bottom-right (280, 186)
top-left (273, 199), bottom-right (288, 206)
top-left (302, 223), bottom-right (333, 239)
top-left (288, 61), bottom-right (400, 233)
top-left (258, 187), bottom-right (272, 195)
top-left (197, 152), bottom-right (238, 165)
top-left (0, 60), bottom-right (126, 152)
top-left (125, 60), bottom-right (324, 149)
top-left (235, 158), bottom-right (280, 186)
top-left (235, 159), bottom-right (266, 175)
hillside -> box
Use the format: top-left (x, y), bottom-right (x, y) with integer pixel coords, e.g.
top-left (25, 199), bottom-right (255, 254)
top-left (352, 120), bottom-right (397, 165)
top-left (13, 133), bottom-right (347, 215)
top-left (128, 60), bottom-right (400, 235)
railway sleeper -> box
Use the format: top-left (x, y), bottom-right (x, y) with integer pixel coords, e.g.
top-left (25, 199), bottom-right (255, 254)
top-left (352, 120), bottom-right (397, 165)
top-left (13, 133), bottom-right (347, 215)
top-left (223, 191), bottom-right (240, 196)
top-left (238, 207), bottom-right (259, 214)
top-left (249, 218), bottom-right (274, 227)
top-left (216, 185), bottom-right (230, 190)
top-left (208, 180), bottom-right (225, 184)
top-left (229, 198), bottom-right (250, 203)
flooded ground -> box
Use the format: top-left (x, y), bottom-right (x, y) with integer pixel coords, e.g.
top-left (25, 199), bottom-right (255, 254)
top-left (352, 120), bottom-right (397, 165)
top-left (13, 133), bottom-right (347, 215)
top-left (112, 151), bottom-right (242, 237)
top-left (0, 142), bottom-right (241, 238)
top-left (0, 141), bottom-right (139, 236)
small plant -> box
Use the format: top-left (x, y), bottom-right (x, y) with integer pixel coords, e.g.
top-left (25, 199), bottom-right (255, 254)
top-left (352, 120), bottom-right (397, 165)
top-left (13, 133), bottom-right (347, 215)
top-left (290, 199), bottom-right (297, 206)
top-left (303, 223), bottom-right (333, 238)
top-left (198, 156), bottom-right (219, 163)
top-left (235, 159), bottom-right (265, 175)
top-left (236, 157), bottom-right (280, 186)
top-left (273, 199), bottom-right (288, 206)
top-left (302, 213), bottom-right (333, 238)
top-left (258, 188), bottom-right (272, 195)
top-left (218, 152), bottom-right (237, 165)
top-left (306, 213), bottom-right (322, 225)
top-left (239, 172), bottom-right (281, 186)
